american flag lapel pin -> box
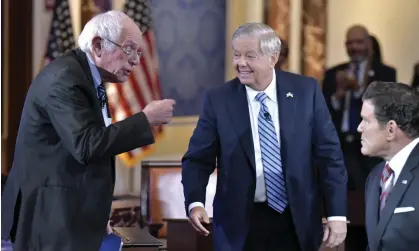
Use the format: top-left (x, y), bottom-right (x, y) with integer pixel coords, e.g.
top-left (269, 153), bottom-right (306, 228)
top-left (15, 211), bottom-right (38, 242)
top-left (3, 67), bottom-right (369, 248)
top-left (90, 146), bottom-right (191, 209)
top-left (286, 92), bottom-right (294, 98)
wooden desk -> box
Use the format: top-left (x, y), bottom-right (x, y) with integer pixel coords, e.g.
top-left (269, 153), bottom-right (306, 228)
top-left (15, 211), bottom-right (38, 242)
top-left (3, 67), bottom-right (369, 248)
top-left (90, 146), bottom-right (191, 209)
top-left (140, 155), bottom-right (217, 238)
top-left (113, 227), bottom-right (163, 251)
top-left (165, 219), bottom-right (345, 251)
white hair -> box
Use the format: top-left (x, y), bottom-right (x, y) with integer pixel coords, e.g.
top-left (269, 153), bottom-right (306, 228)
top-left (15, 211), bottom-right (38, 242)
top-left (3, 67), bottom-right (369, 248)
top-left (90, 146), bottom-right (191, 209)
top-left (232, 23), bottom-right (281, 56)
top-left (78, 10), bottom-right (127, 53)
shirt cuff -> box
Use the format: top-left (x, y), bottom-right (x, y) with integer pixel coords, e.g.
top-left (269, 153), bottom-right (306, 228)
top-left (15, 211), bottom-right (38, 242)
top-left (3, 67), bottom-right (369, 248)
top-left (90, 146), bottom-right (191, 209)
top-left (326, 216), bottom-right (347, 221)
top-left (188, 202), bottom-right (205, 214)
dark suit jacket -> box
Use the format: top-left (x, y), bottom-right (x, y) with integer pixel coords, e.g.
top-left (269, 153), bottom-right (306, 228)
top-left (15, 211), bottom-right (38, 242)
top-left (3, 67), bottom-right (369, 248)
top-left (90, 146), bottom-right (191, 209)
top-left (181, 70), bottom-right (347, 251)
top-left (1, 49), bottom-right (155, 251)
top-left (365, 143), bottom-right (419, 251)
top-left (322, 62), bottom-right (397, 136)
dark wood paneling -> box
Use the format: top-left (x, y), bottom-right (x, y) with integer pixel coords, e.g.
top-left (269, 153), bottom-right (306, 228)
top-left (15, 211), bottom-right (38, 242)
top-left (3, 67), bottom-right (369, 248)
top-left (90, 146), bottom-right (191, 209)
top-left (1, 0), bottom-right (33, 174)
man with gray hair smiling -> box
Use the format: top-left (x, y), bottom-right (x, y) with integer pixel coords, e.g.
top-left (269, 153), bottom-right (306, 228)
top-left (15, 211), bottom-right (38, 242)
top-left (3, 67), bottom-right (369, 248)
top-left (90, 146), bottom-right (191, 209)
top-left (182, 23), bottom-right (348, 251)
top-left (1, 10), bottom-right (174, 251)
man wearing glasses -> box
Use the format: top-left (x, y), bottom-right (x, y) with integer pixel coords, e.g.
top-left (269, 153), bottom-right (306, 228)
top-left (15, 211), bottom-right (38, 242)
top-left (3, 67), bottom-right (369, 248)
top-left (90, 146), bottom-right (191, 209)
top-left (1, 10), bottom-right (175, 251)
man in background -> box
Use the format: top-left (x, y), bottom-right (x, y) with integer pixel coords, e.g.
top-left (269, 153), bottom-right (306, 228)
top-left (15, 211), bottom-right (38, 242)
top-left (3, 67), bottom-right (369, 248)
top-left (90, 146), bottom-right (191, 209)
top-left (322, 25), bottom-right (397, 191)
top-left (1, 10), bottom-right (174, 251)
top-left (359, 81), bottom-right (419, 251)
top-left (182, 22), bottom-right (347, 251)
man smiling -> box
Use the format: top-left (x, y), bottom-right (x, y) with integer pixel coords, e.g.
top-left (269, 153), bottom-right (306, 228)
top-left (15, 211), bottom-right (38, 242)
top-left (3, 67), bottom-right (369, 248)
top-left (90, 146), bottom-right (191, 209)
top-left (1, 10), bottom-right (175, 251)
top-left (182, 23), bottom-right (348, 251)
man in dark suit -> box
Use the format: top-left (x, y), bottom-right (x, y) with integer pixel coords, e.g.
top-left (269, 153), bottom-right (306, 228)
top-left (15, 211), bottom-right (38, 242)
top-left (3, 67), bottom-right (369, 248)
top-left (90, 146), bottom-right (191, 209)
top-left (181, 23), bottom-right (348, 251)
top-left (323, 25), bottom-right (397, 191)
top-left (359, 81), bottom-right (419, 251)
top-left (1, 10), bottom-right (174, 251)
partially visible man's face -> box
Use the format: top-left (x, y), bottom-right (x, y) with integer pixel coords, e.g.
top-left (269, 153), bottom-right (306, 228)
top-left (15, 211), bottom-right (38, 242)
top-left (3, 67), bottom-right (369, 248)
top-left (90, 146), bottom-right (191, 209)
top-left (345, 27), bottom-right (369, 62)
top-left (94, 20), bottom-right (142, 83)
top-left (232, 36), bottom-right (276, 89)
top-left (358, 100), bottom-right (389, 157)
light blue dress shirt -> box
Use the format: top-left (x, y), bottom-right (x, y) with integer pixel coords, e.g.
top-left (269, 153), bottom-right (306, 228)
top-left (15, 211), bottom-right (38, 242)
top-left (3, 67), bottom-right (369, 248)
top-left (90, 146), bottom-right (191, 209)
top-left (86, 53), bottom-right (111, 127)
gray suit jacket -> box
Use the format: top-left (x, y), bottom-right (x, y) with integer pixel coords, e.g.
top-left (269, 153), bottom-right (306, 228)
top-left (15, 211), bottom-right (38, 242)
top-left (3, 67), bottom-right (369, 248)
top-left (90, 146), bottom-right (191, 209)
top-left (365, 143), bottom-right (419, 251)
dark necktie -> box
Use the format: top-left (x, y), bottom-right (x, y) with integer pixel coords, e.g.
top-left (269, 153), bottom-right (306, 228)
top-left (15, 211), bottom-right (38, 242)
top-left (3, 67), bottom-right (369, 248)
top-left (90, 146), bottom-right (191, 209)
top-left (97, 83), bottom-right (107, 108)
top-left (97, 83), bottom-right (111, 118)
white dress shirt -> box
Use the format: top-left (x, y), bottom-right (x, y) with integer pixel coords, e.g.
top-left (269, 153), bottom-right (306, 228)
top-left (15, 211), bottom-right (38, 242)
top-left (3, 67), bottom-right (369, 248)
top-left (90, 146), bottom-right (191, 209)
top-left (383, 137), bottom-right (419, 191)
top-left (189, 70), bottom-right (345, 221)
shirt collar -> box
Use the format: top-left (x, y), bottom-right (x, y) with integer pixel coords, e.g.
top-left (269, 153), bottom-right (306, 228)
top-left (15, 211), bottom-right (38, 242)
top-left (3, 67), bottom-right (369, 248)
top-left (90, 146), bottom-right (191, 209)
top-left (388, 137), bottom-right (419, 174)
top-left (245, 69), bottom-right (277, 103)
top-left (86, 53), bottom-right (102, 89)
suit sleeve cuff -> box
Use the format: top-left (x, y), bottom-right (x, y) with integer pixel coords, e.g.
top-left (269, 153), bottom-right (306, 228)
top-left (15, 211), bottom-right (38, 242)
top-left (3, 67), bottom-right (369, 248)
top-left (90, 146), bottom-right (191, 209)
top-left (326, 216), bottom-right (347, 221)
top-left (188, 202), bottom-right (205, 215)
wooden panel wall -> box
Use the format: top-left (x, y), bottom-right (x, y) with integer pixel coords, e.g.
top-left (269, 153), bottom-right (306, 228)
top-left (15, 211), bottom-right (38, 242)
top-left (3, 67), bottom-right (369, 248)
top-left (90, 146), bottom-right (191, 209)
top-left (265, 0), bottom-right (291, 70)
top-left (1, 0), bottom-right (33, 174)
top-left (301, 0), bottom-right (327, 82)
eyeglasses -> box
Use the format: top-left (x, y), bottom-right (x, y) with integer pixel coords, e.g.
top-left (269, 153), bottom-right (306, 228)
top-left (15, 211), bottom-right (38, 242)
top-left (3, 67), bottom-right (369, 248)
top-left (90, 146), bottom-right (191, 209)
top-left (105, 38), bottom-right (143, 58)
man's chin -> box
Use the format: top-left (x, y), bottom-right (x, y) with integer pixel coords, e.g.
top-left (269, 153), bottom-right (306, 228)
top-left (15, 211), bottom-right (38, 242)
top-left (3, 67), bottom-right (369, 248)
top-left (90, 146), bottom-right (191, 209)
top-left (118, 75), bottom-right (129, 83)
top-left (360, 147), bottom-right (371, 157)
top-left (238, 77), bottom-right (253, 85)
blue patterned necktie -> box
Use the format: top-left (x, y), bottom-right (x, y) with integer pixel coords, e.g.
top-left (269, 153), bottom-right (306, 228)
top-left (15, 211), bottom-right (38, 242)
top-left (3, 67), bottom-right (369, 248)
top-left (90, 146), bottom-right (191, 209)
top-left (255, 92), bottom-right (288, 213)
top-left (97, 83), bottom-right (107, 108)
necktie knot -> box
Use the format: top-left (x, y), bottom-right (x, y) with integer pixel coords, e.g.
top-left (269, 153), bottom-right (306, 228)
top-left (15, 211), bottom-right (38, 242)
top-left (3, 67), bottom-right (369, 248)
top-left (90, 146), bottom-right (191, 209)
top-left (380, 163), bottom-right (393, 188)
top-left (383, 163), bottom-right (393, 180)
top-left (97, 83), bottom-right (107, 108)
top-left (255, 92), bottom-right (268, 103)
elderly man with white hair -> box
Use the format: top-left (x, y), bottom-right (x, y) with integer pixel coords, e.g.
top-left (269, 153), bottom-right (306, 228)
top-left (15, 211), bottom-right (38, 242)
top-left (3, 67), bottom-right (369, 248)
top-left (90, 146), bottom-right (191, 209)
top-left (1, 10), bottom-right (175, 251)
top-left (182, 22), bottom-right (348, 251)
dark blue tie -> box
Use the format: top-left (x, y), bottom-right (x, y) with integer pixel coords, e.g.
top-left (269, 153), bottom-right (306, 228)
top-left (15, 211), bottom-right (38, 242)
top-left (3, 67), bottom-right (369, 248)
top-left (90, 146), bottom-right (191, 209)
top-left (255, 92), bottom-right (288, 213)
top-left (348, 64), bottom-right (360, 133)
top-left (97, 83), bottom-right (107, 109)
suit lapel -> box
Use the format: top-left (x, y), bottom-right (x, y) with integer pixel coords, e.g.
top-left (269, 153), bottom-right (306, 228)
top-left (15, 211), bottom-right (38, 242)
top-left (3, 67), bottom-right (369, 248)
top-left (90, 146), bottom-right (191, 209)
top-left (276, 71), bottom-right (296, 164)
top-left (225, 79), bottom-right (256, 171)
top-left (365, 165), bottom-right (382, 249)
top-left (375, 144), bottom-right (419, 247)
top-left (73, 49), bottom-right (105, 124)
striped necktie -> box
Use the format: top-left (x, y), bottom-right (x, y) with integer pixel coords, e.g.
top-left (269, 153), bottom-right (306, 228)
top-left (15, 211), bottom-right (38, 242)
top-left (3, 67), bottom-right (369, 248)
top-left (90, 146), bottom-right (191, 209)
top-left (380, 163), bottom-right (394, 212)
top-left (97, 83), bottom-right (108, 109)
top-left (255, 92), bottom-right (288, 213)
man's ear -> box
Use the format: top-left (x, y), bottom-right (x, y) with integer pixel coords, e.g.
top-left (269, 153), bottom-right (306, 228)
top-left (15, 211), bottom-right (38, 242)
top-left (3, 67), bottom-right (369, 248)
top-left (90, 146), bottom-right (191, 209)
top-left (92, 37), bottom-right (103, 57)
top-left (270, 51), bottom-right (279, 69)
top-left (386, 120), bottom-right (398, 141)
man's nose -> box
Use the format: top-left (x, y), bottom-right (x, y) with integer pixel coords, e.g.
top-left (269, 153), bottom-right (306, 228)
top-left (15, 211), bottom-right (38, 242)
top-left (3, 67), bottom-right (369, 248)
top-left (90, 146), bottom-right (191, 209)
top-left (237, 57), bottom-right (247, 66)
top-left (130, 54), bottom-right (140, 66)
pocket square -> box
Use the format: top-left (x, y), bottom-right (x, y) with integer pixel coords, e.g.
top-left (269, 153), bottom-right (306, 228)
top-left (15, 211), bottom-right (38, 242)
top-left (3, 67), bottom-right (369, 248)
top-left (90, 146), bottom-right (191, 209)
top-left (394, 207), bottom-right (415, 214)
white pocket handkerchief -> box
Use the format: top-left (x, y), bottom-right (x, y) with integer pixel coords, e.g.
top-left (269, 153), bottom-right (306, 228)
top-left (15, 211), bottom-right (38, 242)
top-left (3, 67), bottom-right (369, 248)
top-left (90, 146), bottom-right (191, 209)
top-left (394, 207), bottom-right (415, 214)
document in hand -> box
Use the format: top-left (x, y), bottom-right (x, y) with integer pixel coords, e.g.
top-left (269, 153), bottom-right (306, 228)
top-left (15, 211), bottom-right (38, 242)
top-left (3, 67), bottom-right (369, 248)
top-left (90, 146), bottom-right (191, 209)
top-left (99, 233), bottom-right (123, 251)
